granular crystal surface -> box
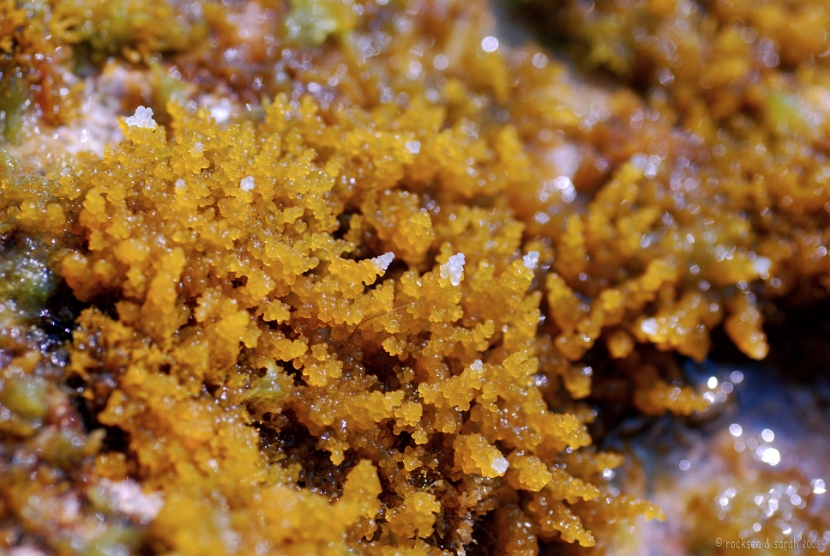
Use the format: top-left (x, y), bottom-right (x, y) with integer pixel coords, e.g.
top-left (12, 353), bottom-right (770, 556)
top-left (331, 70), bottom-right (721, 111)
top-left (1, 0), bottom-right (830, 554)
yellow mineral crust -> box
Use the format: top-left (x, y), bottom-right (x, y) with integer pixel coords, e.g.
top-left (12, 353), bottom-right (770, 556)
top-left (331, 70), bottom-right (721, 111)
top-left (1, 0), bottom-right (828, 553)
top-left (41, 94), bottom-right (642, 553)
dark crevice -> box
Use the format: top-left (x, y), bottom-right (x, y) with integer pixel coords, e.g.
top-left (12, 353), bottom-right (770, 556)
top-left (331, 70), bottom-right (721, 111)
top-left (38, 280), bottom-right (89, 344)
top-left (258, 412), bottom-right (358, 499)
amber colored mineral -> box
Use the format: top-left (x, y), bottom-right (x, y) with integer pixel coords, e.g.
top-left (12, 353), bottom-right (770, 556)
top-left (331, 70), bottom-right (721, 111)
top-left (1, 0), bottom-right (830, 554)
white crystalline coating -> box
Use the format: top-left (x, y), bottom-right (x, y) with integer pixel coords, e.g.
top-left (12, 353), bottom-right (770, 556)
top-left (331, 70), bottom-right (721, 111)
top-left (371, 252), bottom-right (395, 272)
top-left (522, 251), bottom-right (540, 270)
top-left (175, 179), bottom-right (186, 189)
top-left (471, 359), bottom-right (483, 371)
top-left (98, 479), bottom-right (164, 523)
top-left (210, 98), bottom-right (233, 124)
top-left (752, 256), bottom-right (772, 277)
top-left (240, 176), bottom-right (255, 191)
top-left (490, 455), bottom-right (510, 476)
top-left (405, 140), bottom-right (421, 155)
top-left (640, 317), bottom-right (658, 336)
top-left (50, 65), bottom-right (129, 157)
top-left (440, 253), bottom-right (466, 286)
top-left (8, 548), bottom-right (48, 556)
top-left (125, 106), bottom-right (157, 129)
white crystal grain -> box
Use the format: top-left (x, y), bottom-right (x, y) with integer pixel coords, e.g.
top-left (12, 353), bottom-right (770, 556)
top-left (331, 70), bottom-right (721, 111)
top-left (371, 252), bottom-right (395, 272)
top-left (240, 176), bottom-right (255, 191)
top-left (125, 106), bottom-right (157, 128)
top-left (440, 253), bottom-right (466, 286)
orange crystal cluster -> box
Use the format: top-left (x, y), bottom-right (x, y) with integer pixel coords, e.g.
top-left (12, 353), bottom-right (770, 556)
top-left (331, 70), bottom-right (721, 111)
top-left (1, 0), bottom-right (830, 554)
top-left (52, 89), bottom-right (662, 553)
